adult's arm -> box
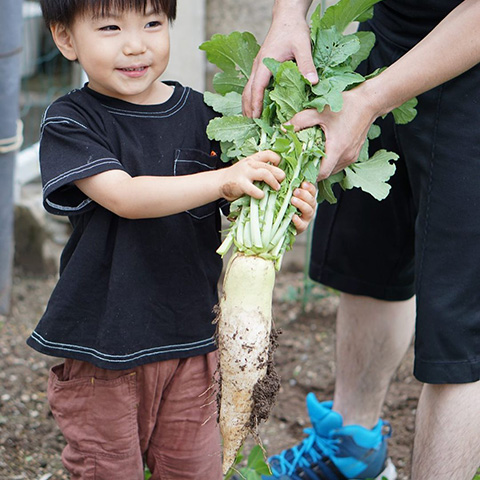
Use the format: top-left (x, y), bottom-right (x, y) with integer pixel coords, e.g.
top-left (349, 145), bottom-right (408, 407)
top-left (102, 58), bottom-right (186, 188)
top-left (290, 0), bottom-right (480, 179)
top-left (242, 0), bottom-right (316, 118)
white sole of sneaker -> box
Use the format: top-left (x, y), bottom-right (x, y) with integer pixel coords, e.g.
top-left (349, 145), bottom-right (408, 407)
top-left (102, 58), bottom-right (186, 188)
top-left (372, 457), bottom-right (397, 480)
top-left (351, 457), bottom-right (397, 480)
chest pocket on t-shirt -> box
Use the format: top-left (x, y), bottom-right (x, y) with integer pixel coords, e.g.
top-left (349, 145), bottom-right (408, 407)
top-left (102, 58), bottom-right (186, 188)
top-left (174, 148), bottom-right (219, 220)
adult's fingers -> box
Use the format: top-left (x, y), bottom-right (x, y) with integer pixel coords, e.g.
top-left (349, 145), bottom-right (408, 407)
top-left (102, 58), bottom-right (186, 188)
top-left (287, 109), bottom-right (341, 179)
top-left (293, 44), bottom-right (318, 85)
top-left (242, 62), bottom-right (272, 118)
top-left (288, 108), bottom-right (324, 131)
top-left (288, 109), bottom-right (362, 180)
top-left (317, 136), bottom-right (362, 180)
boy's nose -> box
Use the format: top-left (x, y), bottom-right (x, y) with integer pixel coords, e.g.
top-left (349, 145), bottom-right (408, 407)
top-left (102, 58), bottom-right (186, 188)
top-left (123, 36), bottom-right (147, 55)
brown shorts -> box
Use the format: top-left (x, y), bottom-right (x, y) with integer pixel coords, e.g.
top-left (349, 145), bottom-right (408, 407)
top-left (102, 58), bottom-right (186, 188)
top-left (47, 352), bottom-right (222, 480)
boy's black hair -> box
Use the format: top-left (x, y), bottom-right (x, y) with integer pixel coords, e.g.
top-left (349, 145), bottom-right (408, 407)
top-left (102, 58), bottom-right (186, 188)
top-left (40, 0), bottom-right (177, 29)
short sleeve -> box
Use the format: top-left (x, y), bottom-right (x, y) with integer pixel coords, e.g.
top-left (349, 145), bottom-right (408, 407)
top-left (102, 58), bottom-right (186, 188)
top-left (39, 98), bottom-right (126, 216)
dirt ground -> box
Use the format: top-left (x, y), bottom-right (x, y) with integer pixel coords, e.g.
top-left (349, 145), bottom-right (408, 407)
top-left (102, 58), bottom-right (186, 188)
top-left (0, 253), bottom-right (422, 480)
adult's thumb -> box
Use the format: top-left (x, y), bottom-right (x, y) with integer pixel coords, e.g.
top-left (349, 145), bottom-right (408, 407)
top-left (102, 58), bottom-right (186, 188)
top-left (288, 109), bottom-right (323, 131)
top-left (296, 51), bottom-right (318, 84)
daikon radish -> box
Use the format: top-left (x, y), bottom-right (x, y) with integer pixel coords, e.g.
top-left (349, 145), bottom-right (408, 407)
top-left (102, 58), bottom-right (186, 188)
top-left (217, 253), bottom-right (277, 474)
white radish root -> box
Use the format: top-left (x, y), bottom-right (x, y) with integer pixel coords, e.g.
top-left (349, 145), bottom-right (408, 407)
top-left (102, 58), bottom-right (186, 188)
top-left (217, 252), bottom-right (278, 474)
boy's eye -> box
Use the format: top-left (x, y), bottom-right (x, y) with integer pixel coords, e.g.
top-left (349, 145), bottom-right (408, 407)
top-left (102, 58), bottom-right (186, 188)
top-left (99, 25), bottom-right (120, 31)
top-left (145, 21), bottom-right (162, 28)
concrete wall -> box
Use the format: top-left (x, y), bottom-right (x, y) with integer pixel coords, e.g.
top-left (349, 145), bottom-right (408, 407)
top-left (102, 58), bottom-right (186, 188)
top-left (205, 1), bottom-right (325, 90)
top-left (165, 1), bottom-right (335, 94)
top-left (163, 0), bottom-right (207, 91)
top-left (206, 0), bottom-right (325, 41)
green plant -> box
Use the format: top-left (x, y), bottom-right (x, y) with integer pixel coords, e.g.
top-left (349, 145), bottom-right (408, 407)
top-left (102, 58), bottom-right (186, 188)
top-left (224, 445), bottom-right (271, 480)
top-left (201, 0), bottom-right (417, 269)
top-left (200, 0), bottom-right (417, 473)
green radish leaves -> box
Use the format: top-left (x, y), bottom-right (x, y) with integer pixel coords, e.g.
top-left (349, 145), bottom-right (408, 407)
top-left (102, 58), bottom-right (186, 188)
top-left (204, 91), bottom-right (243, 116)
top-left (201, 0), bottom-right (417, 265)
top-left (268, 61), bottom-right (309, 122)
top-left (311, 0), bottom-right (383, 35)
top-left (343, 149), bottom-right (399, 199)
top-left (313, 29), bottom-right (361, 70)
top-left (206, 116), bottom-right (258, 144)
top-left (199, 31), bottom-right (259, 94)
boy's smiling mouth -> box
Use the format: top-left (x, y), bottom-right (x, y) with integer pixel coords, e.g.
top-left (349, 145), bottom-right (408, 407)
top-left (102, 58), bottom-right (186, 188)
top-left (118, 66), bottom-right (149, 77)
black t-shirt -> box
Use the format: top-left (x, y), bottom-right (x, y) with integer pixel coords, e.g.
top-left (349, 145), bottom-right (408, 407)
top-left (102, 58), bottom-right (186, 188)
top-left (370, 0), bottom-right (464, 50)
top-left (27, 82), bottom-right (228, 370)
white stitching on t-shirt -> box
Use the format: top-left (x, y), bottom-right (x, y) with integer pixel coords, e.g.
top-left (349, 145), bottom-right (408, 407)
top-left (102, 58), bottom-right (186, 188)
top-left (43, 158), bottom-right (123, 193)
top-left (45, 197), bottom-right (93, 212)
top-left (30, 330), bottom-right (216, 363)
top-left (103, 88), bottom-right (190, 119)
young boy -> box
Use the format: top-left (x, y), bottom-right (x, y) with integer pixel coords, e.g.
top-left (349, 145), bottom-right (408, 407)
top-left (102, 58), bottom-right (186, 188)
top-left (27, 1), bottom-right (316, 479)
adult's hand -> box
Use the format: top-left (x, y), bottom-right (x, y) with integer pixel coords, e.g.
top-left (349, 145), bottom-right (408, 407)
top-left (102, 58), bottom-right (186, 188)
top-left (288, 86), bottom-right (377, 180)
top-left (242, 0), bottom-right (317, 118)
top-left (289, 0), bottom-right (480, 180)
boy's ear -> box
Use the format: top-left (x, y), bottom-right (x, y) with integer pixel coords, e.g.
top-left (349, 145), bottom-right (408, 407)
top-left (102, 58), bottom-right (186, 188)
top-left (50, 24), bottom-right (78, 61)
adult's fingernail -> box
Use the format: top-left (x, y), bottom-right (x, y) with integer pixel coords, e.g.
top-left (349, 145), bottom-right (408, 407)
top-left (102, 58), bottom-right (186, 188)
top-left (305, 72), bottom-right (318, 83)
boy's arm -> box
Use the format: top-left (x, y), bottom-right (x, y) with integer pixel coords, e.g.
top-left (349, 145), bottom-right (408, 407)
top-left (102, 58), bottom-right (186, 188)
top-left (74, 151), bottom-right (285, 219)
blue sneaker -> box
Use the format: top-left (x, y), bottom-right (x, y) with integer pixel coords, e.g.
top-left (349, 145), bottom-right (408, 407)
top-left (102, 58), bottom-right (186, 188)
top-left (262, 393), bottom-right (397, 480)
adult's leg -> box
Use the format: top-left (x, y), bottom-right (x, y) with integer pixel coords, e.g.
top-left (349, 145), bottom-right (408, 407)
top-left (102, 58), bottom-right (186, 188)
top-left (411, 381), bottom-right (480, 480)
top-left (406, 64), bottom-right (480, 479)
top-left (333, 293), bottom-right (415, 429)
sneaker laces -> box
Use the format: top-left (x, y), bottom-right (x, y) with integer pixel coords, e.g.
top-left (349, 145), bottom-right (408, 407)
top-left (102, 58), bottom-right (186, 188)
top-left (269, 428), bottom-right (341, 476)
top-left (269, 420), bottom-right (393, 477)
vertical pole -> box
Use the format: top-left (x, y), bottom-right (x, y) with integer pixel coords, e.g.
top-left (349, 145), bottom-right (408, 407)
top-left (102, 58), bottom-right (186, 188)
top-left (0, 1), bottom-right (23, 314)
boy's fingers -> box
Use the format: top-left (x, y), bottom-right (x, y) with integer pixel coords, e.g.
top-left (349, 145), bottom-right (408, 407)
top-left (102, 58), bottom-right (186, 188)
top-left (291, 194), bottom-right (315, 220)
top-left (300, 181), bottom-right (317, 197)
top-left (251, 149), bottom-right (281, 165)
top-left (291, 213), bottom-right (307, 232)
top-left (264, 164), bottom-right (285, 184)
top-left (245, 183), bottom-right (266, 200)
top-left (293, 182), bottom-right (317, 207)
top-left (256, 167), bottom-right (283, 191)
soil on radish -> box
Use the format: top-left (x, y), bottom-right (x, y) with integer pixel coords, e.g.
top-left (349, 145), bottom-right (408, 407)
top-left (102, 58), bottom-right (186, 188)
top-left (213, 313), bottom-right (281, 434)
top-left (247, 328), bottom-right (281, 431)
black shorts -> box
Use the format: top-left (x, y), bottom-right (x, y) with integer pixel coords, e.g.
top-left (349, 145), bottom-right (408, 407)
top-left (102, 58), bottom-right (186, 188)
top-left (309, 26), bottom-right (480, 384)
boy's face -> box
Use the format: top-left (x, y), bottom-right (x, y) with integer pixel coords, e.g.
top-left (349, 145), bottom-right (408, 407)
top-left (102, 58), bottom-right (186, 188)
top-left (52, 4), bottom-right (171, 104)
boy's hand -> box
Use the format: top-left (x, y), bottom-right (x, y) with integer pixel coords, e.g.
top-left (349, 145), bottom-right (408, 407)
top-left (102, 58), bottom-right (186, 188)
top-left (291, 181), bottom-right (317, 234)
top-left (219, 150), bottom-right (285, 201)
